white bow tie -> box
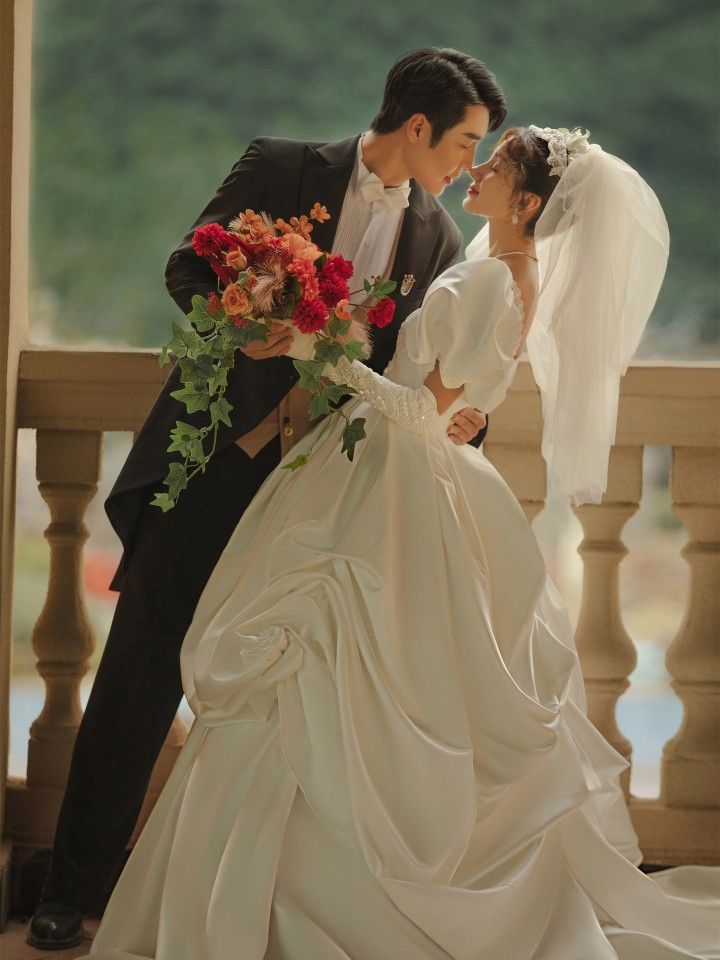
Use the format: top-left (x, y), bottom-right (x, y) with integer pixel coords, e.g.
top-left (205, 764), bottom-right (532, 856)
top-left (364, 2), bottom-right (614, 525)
top-left (359, 171), bottom-right (411, 213)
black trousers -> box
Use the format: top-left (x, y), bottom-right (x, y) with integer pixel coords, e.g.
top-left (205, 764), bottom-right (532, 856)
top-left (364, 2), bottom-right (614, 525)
top-left (40, 436), bottom-right (282, 911)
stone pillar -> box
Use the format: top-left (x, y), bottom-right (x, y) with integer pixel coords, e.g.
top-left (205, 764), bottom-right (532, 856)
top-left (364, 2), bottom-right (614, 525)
top-left (0, 0), bottom-right (33, 928)
top-left (6, 428), bottom-right (188, 898)
top-left (572, 445), bottom-right (643, 795)
top-left (27, 430), bottom-right (102, 787)
top-left (662, 446), bottom-right (720, 808)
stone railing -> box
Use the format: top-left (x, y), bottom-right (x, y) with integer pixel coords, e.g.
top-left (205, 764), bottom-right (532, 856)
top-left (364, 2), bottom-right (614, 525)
top-left (5, 348), bottom-right (720, 884)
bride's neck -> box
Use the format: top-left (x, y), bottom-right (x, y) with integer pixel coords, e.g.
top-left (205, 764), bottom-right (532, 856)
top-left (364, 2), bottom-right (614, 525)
top-left (487, 218), bottom-right (537, 259)
top-left (360, 130), bottom-right (411, 187)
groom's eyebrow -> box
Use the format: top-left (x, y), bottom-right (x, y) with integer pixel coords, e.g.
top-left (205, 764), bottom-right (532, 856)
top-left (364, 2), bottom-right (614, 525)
top-left (463, 132), bottom-right (483, 141)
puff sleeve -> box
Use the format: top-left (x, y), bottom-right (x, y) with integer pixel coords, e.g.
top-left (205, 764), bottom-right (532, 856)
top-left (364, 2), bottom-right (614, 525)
top-left (402, 257), bottom-right (523, 413)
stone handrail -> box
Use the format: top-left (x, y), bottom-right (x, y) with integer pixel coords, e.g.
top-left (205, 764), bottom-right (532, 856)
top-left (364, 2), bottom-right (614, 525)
top-left (6, 347), bottom-right (720, 881)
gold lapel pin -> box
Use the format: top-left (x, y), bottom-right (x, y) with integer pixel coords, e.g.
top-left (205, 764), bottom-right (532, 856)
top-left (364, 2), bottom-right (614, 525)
top-left (400, 274), bottom-right (415, 296)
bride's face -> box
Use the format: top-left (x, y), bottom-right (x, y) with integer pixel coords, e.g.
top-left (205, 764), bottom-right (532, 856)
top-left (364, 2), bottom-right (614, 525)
top-left (462, 146), bottom-right (516, 219)
top-left (403, 104), bottom-right (490, 197)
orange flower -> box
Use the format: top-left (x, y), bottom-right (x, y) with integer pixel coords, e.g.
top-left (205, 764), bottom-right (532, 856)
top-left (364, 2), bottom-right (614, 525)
top-left (334, 298), bottom-right (352, 320)
top-left (221, 283), bottom-right (251, 317)
top-left (280, 232), bottom-right (321, 262)
top-left (275, 215), bottom-right (313, 240)
top-left (310, 202), bottom-right (331, 223)
top-left (230, 209), bottom-right (276, 241)
top-left (225, 248), bottom-right (248, 271)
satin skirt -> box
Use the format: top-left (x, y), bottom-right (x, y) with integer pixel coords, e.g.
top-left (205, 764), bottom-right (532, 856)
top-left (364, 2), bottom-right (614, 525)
top-left (83, 398), bottom-right (720, 959)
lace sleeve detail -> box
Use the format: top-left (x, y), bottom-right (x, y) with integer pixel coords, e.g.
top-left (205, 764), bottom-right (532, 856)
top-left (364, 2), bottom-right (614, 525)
top-left (325, 356), bottom-right (437, 436)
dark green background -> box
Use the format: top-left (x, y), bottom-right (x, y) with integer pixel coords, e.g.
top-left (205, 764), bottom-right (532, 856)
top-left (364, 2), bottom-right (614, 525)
top-left (30, 0), bottom-right (719, 356)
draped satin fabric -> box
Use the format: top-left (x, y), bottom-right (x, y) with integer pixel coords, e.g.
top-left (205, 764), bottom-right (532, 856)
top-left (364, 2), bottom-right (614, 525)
top-left (83, 260), bottom-right (719, 960)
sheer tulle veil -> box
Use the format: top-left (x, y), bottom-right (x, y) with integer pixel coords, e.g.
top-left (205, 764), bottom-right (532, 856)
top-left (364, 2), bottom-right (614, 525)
top-left (466, 133), bottom-right (670, 506)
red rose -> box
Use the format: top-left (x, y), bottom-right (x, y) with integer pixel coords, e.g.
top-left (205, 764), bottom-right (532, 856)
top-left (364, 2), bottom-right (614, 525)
top-left (367, 297), bottom-right (395, 328)
top-left (293, 297), bottom-right (329, 333)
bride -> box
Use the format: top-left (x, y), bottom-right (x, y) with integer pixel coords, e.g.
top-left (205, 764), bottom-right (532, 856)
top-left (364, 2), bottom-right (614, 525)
top-left (80, 127), bottom-right (719, 960)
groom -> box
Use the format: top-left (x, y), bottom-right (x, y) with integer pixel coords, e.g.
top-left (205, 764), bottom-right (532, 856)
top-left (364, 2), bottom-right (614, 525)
top-left (28, 47), bottom-right (506, 948)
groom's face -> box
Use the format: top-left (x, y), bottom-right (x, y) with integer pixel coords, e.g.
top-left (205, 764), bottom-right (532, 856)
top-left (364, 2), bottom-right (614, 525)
top-left (405, 105), bottom-right (490, 196)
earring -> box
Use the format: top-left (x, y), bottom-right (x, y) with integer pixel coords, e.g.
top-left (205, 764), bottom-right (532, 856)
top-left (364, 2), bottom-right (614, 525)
top-left (511, 211), bottom-right (519, 226)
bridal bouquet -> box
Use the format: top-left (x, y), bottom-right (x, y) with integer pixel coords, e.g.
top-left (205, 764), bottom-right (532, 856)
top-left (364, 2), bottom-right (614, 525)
top-left (151, 203), bottom-right (396, 511)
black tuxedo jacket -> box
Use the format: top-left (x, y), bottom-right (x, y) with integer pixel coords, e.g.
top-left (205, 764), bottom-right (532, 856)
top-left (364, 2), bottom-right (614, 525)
top-left (104, 134), bottom-right (487, 588)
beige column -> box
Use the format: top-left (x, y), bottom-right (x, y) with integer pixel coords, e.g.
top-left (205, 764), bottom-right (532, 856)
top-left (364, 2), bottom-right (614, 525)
top-left (6, 427), bottom-right (189, 874)
top-left (0, 0), bottom-right (33, 927)
top-left (572, 445), bottom-right (643, 795)
top-left (5, 431), bottom-right (102, 867)
top-left (662, 446), bottom-right (720, 807)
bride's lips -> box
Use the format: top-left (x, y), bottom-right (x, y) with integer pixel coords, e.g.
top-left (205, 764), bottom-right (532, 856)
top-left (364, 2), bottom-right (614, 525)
top-left (467, 185), bottom-right (479, 196)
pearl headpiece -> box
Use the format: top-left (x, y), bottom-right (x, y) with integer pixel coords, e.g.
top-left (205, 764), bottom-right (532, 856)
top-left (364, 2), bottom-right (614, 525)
top-left (528, 126), bottom-right (591, 177)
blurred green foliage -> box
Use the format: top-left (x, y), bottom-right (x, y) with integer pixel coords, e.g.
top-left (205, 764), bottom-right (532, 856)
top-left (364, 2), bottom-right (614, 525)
top-left (30, 0), bottom-right (718, 355)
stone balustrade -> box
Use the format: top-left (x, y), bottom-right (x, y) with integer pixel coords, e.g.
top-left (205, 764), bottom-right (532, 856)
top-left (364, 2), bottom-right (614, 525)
top-left (4, 348), bottom-right (720, 886)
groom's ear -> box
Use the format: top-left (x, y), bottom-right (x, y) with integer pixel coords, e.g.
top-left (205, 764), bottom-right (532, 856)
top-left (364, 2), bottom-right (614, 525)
top-left (405, 113), bottom-right (430, 143)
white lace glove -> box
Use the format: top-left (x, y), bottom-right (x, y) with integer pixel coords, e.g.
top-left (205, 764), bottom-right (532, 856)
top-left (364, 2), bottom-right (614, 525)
top-left (324, 355), bottom-right (437, 436)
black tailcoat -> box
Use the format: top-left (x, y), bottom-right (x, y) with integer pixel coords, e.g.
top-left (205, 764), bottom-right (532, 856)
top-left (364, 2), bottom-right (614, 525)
top-left (105, 135), bottom-right (485, 590)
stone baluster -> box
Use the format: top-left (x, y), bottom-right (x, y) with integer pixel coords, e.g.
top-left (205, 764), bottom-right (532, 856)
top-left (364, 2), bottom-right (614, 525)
top-left (26, 430), bottom-right (102, 790)
top-left (7, 428), bottom-right (188, 873)
top-left (662, 446), bottom-right (720, 809)
top-left (572, 445), bottom-right (643, 795)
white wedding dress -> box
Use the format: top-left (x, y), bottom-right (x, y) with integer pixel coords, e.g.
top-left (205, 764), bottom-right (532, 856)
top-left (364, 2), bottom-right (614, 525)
top-left (82, 258), bottom-right (719, 960)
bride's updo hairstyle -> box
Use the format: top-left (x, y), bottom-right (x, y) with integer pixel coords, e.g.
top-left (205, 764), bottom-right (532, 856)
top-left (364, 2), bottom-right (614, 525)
top-left (493, 127), bottom-right (563, 237)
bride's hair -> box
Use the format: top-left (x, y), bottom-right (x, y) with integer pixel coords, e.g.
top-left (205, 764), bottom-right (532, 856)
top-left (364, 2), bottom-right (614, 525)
top-left (494, 127), bottom-right (561, 237)
top-left (371, 48), bottom-right (506, 145)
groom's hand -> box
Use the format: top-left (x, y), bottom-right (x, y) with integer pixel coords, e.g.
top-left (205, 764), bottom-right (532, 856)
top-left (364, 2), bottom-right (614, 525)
top-left (447, 407), bottom-right (487, 445)
top-left (240, 322), bottom-right (293, 360)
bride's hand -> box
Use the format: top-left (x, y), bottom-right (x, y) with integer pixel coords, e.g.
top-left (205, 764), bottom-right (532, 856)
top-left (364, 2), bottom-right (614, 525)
top-left (447, 407), bottom-right (487, 445)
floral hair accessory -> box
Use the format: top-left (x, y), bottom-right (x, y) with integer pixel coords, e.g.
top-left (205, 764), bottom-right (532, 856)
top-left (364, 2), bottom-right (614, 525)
top-left (527, 126), bottom-right (591, 177)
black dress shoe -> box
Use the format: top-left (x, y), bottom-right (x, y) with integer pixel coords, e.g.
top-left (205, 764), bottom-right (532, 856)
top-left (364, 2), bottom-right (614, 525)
top-left (26, 900), bottom-right (84, 950)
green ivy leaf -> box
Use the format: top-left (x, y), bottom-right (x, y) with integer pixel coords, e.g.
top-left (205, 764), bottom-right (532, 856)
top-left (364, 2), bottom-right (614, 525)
top-left (207, 366), bottom-right (229, 393)
top-left (343, 340), bottom-right (367, 361)
top-left (282, 453), bottom-right (310, 472)
top-left (166, 435), bottom-right (192, 455)
top-left (327, 315), bottom-right (352, 338)
top-left (222, 318), bottom-right (269, 349)
top-left (188, 295), bottom-right (216, 333)
top-left (189, 437), bottom-right (206, 464)
top-left (313, 338), bottom-right (344, 366)
top-left (324, 383), bottom-right (351, 405)
top-left (373, 280), bottom-right (397, 297)
top-left (309, 390), bottom-right (333, 420)
top-left (210, 396), bottom-right (233, 427)
top-left (164, 461), bottom-right (189, 501)
top-left (158, 345), bottom-right (172, 367)
top-left (171, 421), bottom-right (201, 439)
top-left (341, 417), bottom-right (366, 461)
top-left (150, 491), bottom-right (175, 512)
top-left (170, 384), bottom-right (209, 414)
top-left (293, 358), bottom-right (326, 392)
top-left (167, 321), bottom-right (193, 358)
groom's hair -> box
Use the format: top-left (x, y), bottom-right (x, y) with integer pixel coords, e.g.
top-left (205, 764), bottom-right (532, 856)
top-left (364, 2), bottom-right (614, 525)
top-left (371, 48), bottom-right (506, 145)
